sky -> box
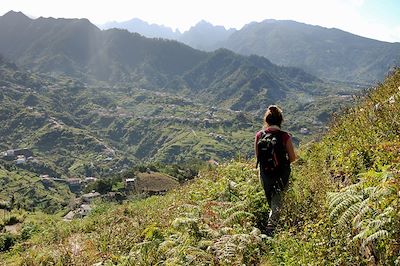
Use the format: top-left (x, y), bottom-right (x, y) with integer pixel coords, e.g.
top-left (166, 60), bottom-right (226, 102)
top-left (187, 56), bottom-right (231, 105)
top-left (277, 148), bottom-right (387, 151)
top-left (0, 0), bottom-right (399, 42)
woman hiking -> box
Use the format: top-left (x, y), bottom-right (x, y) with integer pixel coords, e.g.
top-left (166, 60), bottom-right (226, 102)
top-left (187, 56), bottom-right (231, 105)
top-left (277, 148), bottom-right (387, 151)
top-left (255, 105), bottom-right (296, 235)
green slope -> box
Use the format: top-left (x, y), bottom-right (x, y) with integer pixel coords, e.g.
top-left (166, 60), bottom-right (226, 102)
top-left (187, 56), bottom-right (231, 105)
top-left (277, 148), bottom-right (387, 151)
top-left (0, 56), bottom-right (260, 178)
top-left (222, 19), bottom-right (400, 84)
top-left (1, 53), bottom-right (356, 179)
top-left (263, 68), bottom-right (400, 265)
top-left (0, 167), bottom-right (73, 213)
top-left (1, 68), bottom-right (398, 265)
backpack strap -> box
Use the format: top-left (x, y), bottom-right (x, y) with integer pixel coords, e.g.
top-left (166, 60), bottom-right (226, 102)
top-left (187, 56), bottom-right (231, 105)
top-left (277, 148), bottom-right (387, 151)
top-left (255, 130), bottom-right (266, 169)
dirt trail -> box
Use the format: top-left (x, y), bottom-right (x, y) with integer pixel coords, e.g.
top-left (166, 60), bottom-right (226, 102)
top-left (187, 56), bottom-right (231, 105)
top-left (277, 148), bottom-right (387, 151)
top-left (5, 223), bottom-right (22, 234)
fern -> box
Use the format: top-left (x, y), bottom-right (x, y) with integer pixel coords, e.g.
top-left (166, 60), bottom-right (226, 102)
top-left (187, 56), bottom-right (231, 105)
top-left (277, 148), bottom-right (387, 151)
top-left (328, 167), bottom-right (399, 263)
top-left (223, 211), bottom-right (255, 226)
top-left (210, 232), bottom-right (265, 265)
top-left (368, 218), bottom-right (388, 230)
top-left (353, 228), bottom-right (369, 243)
top-left (362, 230), bottom-right (389, 248)
top-left (212, 236), bottom-right (238, 263)
top-left (184, 245), bottom-right (214, 264)
top-left (337, 201), bottom-right (363, 228)
top-left (327, 183), bottom-right (361, 208)
top-left (379, 206), bottom-right (394, 218)
top-left (329, 192), bottom-right (363, 220)
top-left (223, 202), bottom-right (246, 218)
top-left (353, 199), bottom-right (372, 224)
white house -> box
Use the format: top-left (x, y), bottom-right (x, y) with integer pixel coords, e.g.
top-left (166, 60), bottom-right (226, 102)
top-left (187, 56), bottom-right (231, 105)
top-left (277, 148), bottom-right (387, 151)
top-left (300, 128), bottom-right (310, 135)
top-left (16, 155), bottom-right (26, 164)
top-left (6, 150), bottom-right (14, 157)
top-left (85, 177), bottom-right (97, 182)
top-left (124, 178), bottom-right (136, 190)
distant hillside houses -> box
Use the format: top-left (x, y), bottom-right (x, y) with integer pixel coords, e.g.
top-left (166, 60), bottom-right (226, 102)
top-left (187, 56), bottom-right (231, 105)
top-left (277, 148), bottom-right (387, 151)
top-left (63, 204), bottom-right (93, 221)
top-left (16, 155), bottom-right (26, 164)
top-left (2, 148), bottom-right (33, 158)
top-left (82, 191), bottom-right (101, 203)
top-left (300, 128), bottom-right (310, 135)
top-left (85, 176), bottom-right (98, 182)
top-left (2, 148), bottom-right (35, 164)
top-left (209, 132), bottom-right (224, 141)
top-left (124, 177), bottom-right (136, 190)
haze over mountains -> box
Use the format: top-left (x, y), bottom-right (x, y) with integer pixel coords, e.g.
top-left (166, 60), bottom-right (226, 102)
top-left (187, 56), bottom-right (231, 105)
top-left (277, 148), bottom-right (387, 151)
top-left (100, 19), bottom-right (236, 51)
top-left (100, 18), bottom-right (182, 40)
top-left (101, 17), bottom-right (400, 84)
top-left (222, 20), bottom-right (400, 83)
top-left (0, 10), bottom-right (356, 179)
top-left (0, 10), bottom-right (326, 112)
top-left (3, 10), bottom-right (399, 85)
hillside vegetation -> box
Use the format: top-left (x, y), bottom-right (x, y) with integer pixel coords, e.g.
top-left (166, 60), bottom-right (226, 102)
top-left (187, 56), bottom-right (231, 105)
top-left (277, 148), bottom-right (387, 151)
top-left (0, 12), bottom-right (358, 115)
top-left (101, 16), bottom-right (400, 84)
top-left (1, 69), bottom-right (399, 265)
top-left (0, 167), bottom-right (73, 213)
top-left (263, 68), bottom-right (400, 265)
top-left (0, 48), bottom-right (356, 180)
top-left (0, 59), bottom-right (258, 177)
top-left (221, 20), bottom-right (400, 84)
top-left (0, 12), bottom-right (362, 184)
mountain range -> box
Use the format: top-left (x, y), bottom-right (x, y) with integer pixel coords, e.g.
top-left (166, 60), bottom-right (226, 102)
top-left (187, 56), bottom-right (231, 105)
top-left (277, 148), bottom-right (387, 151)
top-left (0, 11), bottom-right (356, 179)
top-left (3, 11), bottom-right (399, 85)
top-left (100, 17), bottom-right (400, 84)
top-left (99, 19), bottom-right (235, 51)
top-left (100, 18), bottom-right (181, 40)
top-left (221, 19), bottom-right (400, 83)
top-left (0, 11), bottom-right (205, 85)
top-left (0, 11), bottom-right (329, 113)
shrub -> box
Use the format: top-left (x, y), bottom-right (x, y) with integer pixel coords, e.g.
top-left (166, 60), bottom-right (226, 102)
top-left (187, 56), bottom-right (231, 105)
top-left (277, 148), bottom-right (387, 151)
top-left (0, 233), bottom-right (15, 252)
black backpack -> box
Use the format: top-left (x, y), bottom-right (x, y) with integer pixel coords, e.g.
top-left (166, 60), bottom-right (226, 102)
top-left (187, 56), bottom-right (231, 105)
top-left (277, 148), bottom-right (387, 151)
top-left (256, 130), bottom-right (289, 173)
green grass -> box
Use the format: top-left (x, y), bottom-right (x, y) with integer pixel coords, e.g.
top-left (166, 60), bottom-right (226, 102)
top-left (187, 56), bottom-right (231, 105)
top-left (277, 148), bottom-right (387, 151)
top-left (262, 69), bottom-right (400, 265)
top-left (0, 161), bottom-right (268, 265)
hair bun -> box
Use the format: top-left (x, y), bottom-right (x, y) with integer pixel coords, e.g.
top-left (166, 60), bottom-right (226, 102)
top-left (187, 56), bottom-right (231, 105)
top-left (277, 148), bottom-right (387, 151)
top-left (268, 105), bottom-right (278, 111)
top-left (264, 105), bottom-right (283, 127)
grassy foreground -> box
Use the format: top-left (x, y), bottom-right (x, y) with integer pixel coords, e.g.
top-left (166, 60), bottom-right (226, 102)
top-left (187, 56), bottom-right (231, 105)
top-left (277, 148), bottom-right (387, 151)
top-left (1, 69), bottom-right (399, 265)
top-left (264, 68), bottom-right (400, 265)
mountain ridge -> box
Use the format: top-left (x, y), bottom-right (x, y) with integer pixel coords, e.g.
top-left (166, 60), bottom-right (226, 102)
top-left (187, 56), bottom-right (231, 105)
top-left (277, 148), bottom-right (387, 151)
top-left (99, 17), bottom-right (235, 51)
top-left (220, 19), bottom-right (400, 83)
top-left (98, 14), bottom-right (400, 83)
top-left (0, 11), bottom-right (331, 114)
top-left (100, 17), bottom-right (181, 39)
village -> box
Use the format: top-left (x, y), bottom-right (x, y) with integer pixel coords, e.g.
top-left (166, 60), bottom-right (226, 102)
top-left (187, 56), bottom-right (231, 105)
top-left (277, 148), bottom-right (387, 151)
top-left (0, 89), bottom-right (324, 224)
top-left (0, 147), bottom-right (181, 221)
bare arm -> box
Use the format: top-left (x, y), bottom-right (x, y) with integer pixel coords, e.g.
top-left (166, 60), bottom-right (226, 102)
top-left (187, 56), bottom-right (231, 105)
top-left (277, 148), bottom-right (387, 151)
top-left (286, 137), bottom-right (296, 163)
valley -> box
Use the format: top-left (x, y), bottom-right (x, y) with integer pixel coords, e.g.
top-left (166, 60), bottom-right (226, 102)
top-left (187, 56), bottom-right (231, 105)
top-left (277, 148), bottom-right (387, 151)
top-left (0, 55), bottom-right (357, 178)
top-left (0, 6), bottom-right (398, 265)
top-left (0, 49), bottom-right (356, 215)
